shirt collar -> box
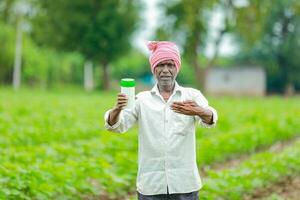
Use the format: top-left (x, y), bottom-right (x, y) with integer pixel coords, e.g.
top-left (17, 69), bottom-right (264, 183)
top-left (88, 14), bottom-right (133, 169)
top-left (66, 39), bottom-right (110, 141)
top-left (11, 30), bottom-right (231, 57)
top-left (150, 81), bottom-right (183, 95)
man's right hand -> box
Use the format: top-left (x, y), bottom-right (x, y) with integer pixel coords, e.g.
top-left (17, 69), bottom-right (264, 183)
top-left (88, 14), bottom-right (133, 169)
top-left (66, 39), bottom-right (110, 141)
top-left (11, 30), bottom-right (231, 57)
top-left (114, 93), bottom-right (128, 111)
top-left (108, 93), bottom-right (128, 126)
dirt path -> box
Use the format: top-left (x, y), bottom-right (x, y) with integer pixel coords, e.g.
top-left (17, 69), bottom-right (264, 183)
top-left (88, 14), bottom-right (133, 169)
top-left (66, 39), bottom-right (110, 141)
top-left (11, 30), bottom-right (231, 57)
top-left (103, 135), bottom-right (300, 200)
top-left (200, 136), bottom-right (300, 177)
top-left (244, 175), bottom-right (300, 200)
top-left (199, 136), bottom-right (300, 200)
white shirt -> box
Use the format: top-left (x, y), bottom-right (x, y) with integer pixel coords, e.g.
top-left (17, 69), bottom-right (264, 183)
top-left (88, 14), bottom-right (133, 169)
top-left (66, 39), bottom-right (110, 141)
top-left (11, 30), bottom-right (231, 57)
top-left (104, 82), bottom-right (218, 195)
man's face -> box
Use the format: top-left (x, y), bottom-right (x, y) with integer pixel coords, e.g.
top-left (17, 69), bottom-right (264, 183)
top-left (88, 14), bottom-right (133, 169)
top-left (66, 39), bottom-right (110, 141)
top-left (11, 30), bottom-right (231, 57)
top-left (154, 59), bottom-right (178, 87)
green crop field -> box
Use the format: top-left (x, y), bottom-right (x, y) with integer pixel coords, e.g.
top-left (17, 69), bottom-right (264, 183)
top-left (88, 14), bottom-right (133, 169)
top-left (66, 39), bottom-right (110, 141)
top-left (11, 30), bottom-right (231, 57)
top-left (0, 88), bottom-right (299, 200)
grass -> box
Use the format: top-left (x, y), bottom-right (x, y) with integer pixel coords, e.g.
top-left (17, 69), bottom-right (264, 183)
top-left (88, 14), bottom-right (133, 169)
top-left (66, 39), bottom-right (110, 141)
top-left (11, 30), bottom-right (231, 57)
top-left (200, 139), bottom-right (300, 200)
top-left (0, 87), bottom-right (299, 199)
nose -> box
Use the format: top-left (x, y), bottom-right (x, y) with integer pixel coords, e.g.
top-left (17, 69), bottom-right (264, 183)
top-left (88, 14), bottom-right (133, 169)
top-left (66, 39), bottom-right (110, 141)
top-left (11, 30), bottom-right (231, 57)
top-left (162, 64), bottom-right (169, 72)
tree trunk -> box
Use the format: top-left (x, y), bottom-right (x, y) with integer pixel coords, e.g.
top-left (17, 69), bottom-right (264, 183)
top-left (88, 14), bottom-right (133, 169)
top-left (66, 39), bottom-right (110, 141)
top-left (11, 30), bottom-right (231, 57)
top-left (102, 62), bottom-right (110, 90)
top-left (207, 28), bottom-right (227, 69)
top-left (191, 56), bottom-right (206, 92)
top-left (84, 61), bottom-right (94, 91)
top-left (280, 15), bottom-right (293, 96)
top-left (190, 27), bottom-right (225, 92)
top-left (189, 28), bottom-right (206, 92)
top-left (190, 2), bottom-right (229, 93)
top-left (284, 82), bottom-right (295, 96)
top-left (12, 16), bottom-right (23, 90)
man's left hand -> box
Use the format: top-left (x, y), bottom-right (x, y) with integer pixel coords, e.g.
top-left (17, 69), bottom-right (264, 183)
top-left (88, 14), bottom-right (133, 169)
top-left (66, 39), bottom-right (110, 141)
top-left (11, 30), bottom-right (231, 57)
top-left (171, 100), bottom-right (213, 124)
top-left (171, 100), bottom-right (205, 116)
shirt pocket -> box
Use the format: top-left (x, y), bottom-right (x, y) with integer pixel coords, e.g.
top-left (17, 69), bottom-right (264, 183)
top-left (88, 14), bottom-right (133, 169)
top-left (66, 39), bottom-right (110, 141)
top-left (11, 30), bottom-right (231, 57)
top-left (171, 113), bottom-right (193, 136)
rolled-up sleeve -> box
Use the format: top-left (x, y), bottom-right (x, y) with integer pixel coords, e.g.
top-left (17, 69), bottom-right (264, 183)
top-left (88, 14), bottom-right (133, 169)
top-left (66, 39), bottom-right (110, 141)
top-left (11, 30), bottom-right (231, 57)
top-left (104, 109), bottom-right (138, 133)
top-left (104, 109), bottom-right (122, 130)
top-left (104, 97), bottom-right (139, 133)
top-left (192, 89), bottom-right (218, 128)
top-left (195, 105), bottom-right (218, 128)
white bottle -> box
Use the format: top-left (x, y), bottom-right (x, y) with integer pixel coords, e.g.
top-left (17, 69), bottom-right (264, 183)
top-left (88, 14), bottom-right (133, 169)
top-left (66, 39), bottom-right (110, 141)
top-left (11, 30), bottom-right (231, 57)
top-left (120, 78), bottom-right (136, 110)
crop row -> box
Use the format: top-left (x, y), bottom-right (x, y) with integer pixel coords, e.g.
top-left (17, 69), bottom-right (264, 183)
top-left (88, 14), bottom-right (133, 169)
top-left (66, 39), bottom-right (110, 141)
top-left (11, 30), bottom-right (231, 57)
top-left (200, 139), bottom-right (300, 199)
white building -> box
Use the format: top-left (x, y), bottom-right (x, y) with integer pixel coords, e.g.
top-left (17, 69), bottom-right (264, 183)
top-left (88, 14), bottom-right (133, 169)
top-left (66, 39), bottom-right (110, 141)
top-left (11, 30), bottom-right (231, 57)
top-left (205, 67), bottom-right (266, 96)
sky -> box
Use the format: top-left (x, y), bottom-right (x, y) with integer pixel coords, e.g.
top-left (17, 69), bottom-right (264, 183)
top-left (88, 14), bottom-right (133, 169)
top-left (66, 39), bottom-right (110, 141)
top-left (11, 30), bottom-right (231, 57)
top-left (133, 0), bottom-right (238, 58)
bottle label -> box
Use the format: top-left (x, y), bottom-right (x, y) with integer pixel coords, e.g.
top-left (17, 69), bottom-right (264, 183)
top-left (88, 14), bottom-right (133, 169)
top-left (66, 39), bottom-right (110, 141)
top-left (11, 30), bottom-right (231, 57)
top-left (121, 86), bottom-right (135, 109)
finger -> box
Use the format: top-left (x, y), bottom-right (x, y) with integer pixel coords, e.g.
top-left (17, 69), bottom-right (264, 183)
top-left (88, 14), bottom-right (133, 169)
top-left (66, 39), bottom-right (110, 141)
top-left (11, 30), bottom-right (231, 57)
top-left (175, 107), bottom-right (193, 115)
top-left (183, 100), bottom-right (196, 105)
top-left (171, 103), bottom-right (185, 108)
top-left (118, 98), bottom-right (128, 102)
top-left (173, 110), bottom-right (189, 115)
top-left (118, 97), bottom-right (128, 102)
top-left (118, 93), bottom-right (127, 98)
top-left (172, 108), bottom-right (186, 114)
top-left (117, 98), bottom-right (127, 103)
top-left (174, 103), bottom-right (192, 109)
top-left (171, 105), bottom-right (185, 111)
top-left (172, 101), bottom-right (185, 106)
top-left (117, 104), bottom-right (126, 109)
top-left (117, 99), bottom-right (128, 103)
top-left (118, 102), bottom-right (128, 106)
top-left (118, 97), bottom-right (128, 101)
top-left (171, 104), bottom-right (181, 108)
top-left (173, 109), bottom-right (183, 114)
top-left (118, 94), bottom-right (128, 99)
top-left (118, 100), bottom-right (128, 104)
top-left (183, 100), bottom-right (195, 105)
top-left (117, 103), bottom-right (127, 108)
top-left (171, 107), bottom-right (181, 111)
top-left (174, 103), bottom-right (191, 109)
top-left (189, 101), bottom-right (198, 106)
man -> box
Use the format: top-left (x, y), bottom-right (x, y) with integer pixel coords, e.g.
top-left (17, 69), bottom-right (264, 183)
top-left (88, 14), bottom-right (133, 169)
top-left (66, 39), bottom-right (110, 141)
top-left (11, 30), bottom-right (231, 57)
top-left (104, 41), bottom-right (218, 200)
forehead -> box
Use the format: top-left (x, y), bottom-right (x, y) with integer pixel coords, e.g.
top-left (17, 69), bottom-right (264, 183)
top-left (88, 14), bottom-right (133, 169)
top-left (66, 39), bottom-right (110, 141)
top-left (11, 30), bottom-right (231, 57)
top-left (157, 59), bottom-right (175, 65)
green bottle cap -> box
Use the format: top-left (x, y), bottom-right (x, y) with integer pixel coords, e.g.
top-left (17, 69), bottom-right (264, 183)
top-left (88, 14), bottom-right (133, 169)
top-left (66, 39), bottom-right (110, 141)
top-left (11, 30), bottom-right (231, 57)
top-left (120, 78), bottom-right (136, 87)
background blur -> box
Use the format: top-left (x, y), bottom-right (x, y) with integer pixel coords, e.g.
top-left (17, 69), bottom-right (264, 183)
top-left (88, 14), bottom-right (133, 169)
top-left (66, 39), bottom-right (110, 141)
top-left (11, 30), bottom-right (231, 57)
top-left (0, 0), bottom-right (300, 200)
top-left (0, 0), bottom-right (299, 94)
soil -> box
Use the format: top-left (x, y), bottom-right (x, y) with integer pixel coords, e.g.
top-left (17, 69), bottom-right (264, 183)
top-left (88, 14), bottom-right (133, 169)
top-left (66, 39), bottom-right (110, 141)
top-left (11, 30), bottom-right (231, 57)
top-left (89, 135), bottom-right (300, 199)
top-left (244, 175), bottom-right (300, 200)
top-left (200, 136), bottom-right (300, 177)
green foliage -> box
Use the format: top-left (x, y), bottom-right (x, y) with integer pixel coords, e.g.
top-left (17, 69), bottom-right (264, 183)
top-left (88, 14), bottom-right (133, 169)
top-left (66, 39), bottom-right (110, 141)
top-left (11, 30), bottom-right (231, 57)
top-left (233, 0), bottom-right (300, 92)
top-left (197, 96), bottom-right (300, 165)
top-left (157, 0), bottom-right (218, 58)
top-left (0, 20), bottom-right (84, 87)
top-left (0, 88), bottom-right (299, 199)
top-left (111, 50), bottom-right (149, 80)
top-left (158, 0), bottom-right (300, 93)
top-left (0, 0), bottom-right (17, 23)
top-left (0, 21), bottom-right (15, 83)
top-left (22, 38), bottom-right (84, 87)
top-left (176, 59), bottom-right (196, 86)
top-left (156, 0), bottom-right (236, 91)
top-left (201, 140), bottom-right (300, 199)
top-left (31, 0), bottom-right (141, 63)
top-left (30, 0), bottom-right (141, 89)
top-left (110, 51), bottom-right (197, 86)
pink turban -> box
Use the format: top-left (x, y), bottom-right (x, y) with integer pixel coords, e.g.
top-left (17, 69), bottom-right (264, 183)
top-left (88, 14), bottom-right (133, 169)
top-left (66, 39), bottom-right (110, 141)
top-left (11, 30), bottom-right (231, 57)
top-left (147, 41), bottom-right (181, 74)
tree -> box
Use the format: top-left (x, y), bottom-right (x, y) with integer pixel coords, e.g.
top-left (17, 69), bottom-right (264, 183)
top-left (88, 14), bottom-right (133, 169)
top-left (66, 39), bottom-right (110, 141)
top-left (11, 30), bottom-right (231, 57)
top-left (30, 0), bottom-right (141, 90)
top-left (0, 21), bottom-right (15, 84)
top-left (0, 0), bottom-right (32, 89)
top-left (156, 0), bottom-right (234, 91)
top-left (233, 0), bottom-right (300, 94)
top-left (0, 0), bottom-right (17, 23)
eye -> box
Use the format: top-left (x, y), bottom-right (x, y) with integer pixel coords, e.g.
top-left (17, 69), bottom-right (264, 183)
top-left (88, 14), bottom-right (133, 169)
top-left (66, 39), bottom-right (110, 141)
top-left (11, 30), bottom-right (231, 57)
top-left (167, 63), bottom-right (175, 68)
